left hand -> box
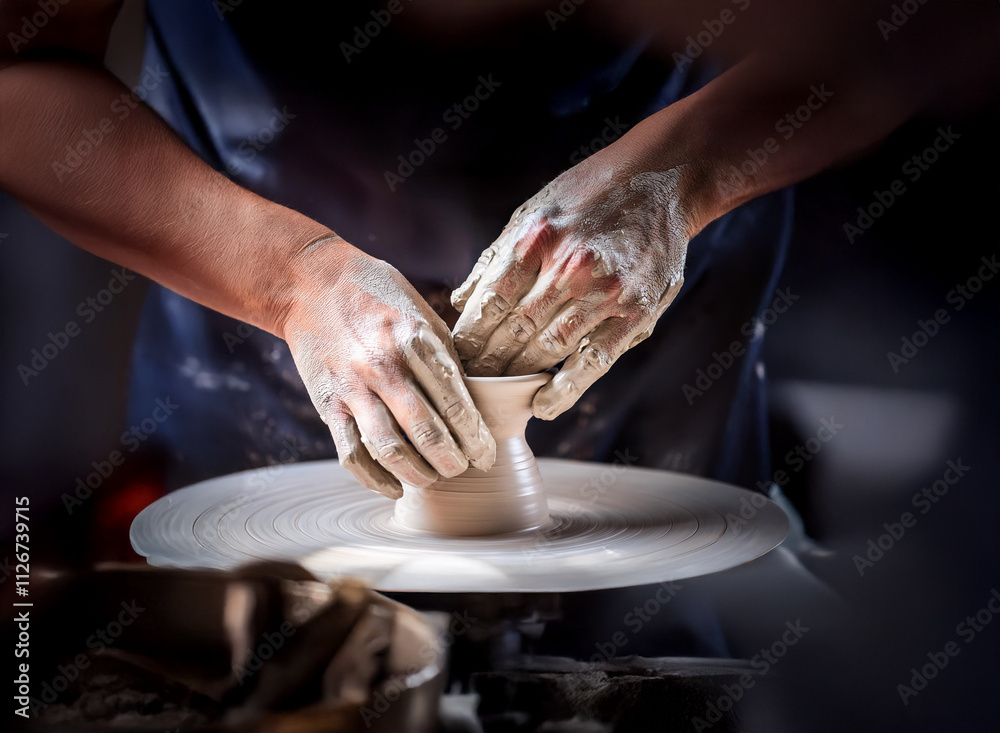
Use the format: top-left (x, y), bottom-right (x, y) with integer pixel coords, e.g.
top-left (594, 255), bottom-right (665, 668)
top-left (451, 151), bottom-right (692, 420)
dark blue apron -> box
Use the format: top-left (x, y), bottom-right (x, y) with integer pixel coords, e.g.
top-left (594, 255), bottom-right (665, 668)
top-left (129, 0), bottom-right (793, 491)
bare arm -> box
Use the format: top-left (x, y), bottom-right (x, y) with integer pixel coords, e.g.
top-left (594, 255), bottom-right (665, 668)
top-left (453, 1), bottom-right (1000, 417)
top-left (0, 59), bottom-right (335, 333)
top-left (0, 2), bottom-right (495, 496)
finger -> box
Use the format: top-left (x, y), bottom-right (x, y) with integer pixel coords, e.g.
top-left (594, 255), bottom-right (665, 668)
top-left (347, 392), bottom-right (441, 489)
top-left (504, 300), bottom-right (608, 376)
top-left (327, 412), bottom-right (404, 500)
top-left (471, 243), bottom-right (625, 376)
top-left (404, 327), bottom-right (497, 470)
top-left (531, 314), bottom-right (646, 420)
top-left (451, 245), bottom-right (497, 313)
top-left (374, 374), bottom-right (472, 479)
top-left (531, 279), bottom-right (684, 420)
top-left (464, 270), bottom-right (572, 377)
top-left (627, 279), bottom-right (684, 349)
top-left (452, 220), bottom-right (552, 361)
top-left (452, 254), bottom-right (537, 362)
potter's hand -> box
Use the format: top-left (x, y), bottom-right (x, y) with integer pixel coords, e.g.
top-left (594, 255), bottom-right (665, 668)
top-left (283, 238), bottom-right (495, 499)
top-left (452, 155), bottom-right (689, 420)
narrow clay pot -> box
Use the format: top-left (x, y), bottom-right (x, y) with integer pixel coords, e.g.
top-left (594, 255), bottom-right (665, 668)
top-left (393, 373), bottom-right (552, 536)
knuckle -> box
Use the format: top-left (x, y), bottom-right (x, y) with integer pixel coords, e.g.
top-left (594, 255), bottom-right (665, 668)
top-left (360, 350), bottom-right (404, 381)
top-left (463, 358), bottom-right (495, 377)
top-left (468, 352), bottom-right (507, 376)
top-left (629, 326), bottom-right (655, 348)
top-left (410, 419), bottom-right (447, 450)
top-left (539, 314), bottom-right (581, 353)
top-left (516, 217), bottom-right (557, 256)
top-left (405, 328), bottom-right (431, 356)
top-left (480, 290), bottom-right (511, 320)
top-left (601, 274), bottom-right (626, 298)
top-left (442, 400), bottom-right (468, 423)
top-left (475, 245), bottom-right (497, 269)
top-left (454, 332), bottom-right (482, 358)
top-left (374, 441), bottom-right (409, 467)
top-left (620, 288), bottom-right (656, 313)
top-left (538, 331), bottom-right (571, 354)
top-left (579, 344), bottom-right (613, 372)
top-left (312, 387), bottom-right (351, 426)
top-left (567, 246), bottom-right (599, 272)
top-left (403, 328), bottom-right (438, 365)
top-left (506, 311), bottom-right (537, 343)
top-left (312, 389), bottom-right (338, 420)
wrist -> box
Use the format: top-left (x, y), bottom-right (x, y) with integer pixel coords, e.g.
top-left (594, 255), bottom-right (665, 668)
top-left (588, 99), bottom-right (745, 242)
top-left (266, 225), bottom-right (359, 341)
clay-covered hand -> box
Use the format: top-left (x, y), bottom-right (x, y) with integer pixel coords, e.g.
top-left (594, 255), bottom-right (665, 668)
top-left (452, 157), bottom-right (690, 420)
top-left (281, 237), bottom-right (495, 499)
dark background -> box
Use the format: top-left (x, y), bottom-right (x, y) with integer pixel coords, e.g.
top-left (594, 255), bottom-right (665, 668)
top-left (2, 3), bottom-right (998, 730)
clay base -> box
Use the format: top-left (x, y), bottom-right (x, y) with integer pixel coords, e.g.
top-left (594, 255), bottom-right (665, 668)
top-left (393, 373), bottom-right (552, 536)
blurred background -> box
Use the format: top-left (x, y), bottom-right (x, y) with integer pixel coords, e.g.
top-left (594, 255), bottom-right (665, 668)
top-left (2, 1), bottom-right (998, 730)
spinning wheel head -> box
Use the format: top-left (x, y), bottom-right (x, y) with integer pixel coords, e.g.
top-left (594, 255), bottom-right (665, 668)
top-left (131, 459), bottom-right (788, 593)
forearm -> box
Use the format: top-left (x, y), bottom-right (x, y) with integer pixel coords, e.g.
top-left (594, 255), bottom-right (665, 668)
top-left (617, 2), bottom-right (1000, 237)
top-left (0, 59), bottom-right (336, 336)
top-left (621, 55), bottom-right (917, 238)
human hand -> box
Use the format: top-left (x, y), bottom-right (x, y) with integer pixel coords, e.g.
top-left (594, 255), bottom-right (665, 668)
top-left (451, 152), bottom-right (691, 420)
top-left (280, 237), bottom-right (495, 499)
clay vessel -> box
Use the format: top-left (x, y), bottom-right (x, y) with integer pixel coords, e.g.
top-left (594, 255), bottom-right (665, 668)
top-left (393, 373), bottom-right (552, 536)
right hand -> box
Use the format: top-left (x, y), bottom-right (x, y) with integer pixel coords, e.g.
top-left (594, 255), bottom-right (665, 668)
top-left (278, 236), bottom-right (496, 499)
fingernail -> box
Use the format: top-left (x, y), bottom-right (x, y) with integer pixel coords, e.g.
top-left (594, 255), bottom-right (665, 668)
top-left (533, 392), bottom-right (567, 421)
top-left (469, 444), bottom-right (496, 471)
top-left (439, 452), bottom-right (469, 478)
top-left (467, 419), bottom-right (496, 470)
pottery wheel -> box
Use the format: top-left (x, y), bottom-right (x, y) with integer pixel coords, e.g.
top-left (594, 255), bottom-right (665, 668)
top-left (131, 459), bottom-right (788, 593)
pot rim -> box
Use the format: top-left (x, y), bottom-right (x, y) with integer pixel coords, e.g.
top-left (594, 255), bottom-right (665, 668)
top-left (463, 372), bottom-right (551, 383)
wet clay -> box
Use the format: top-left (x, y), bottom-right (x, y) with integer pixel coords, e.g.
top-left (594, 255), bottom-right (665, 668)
top-left (393, 373), bottom-right (552, 536)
